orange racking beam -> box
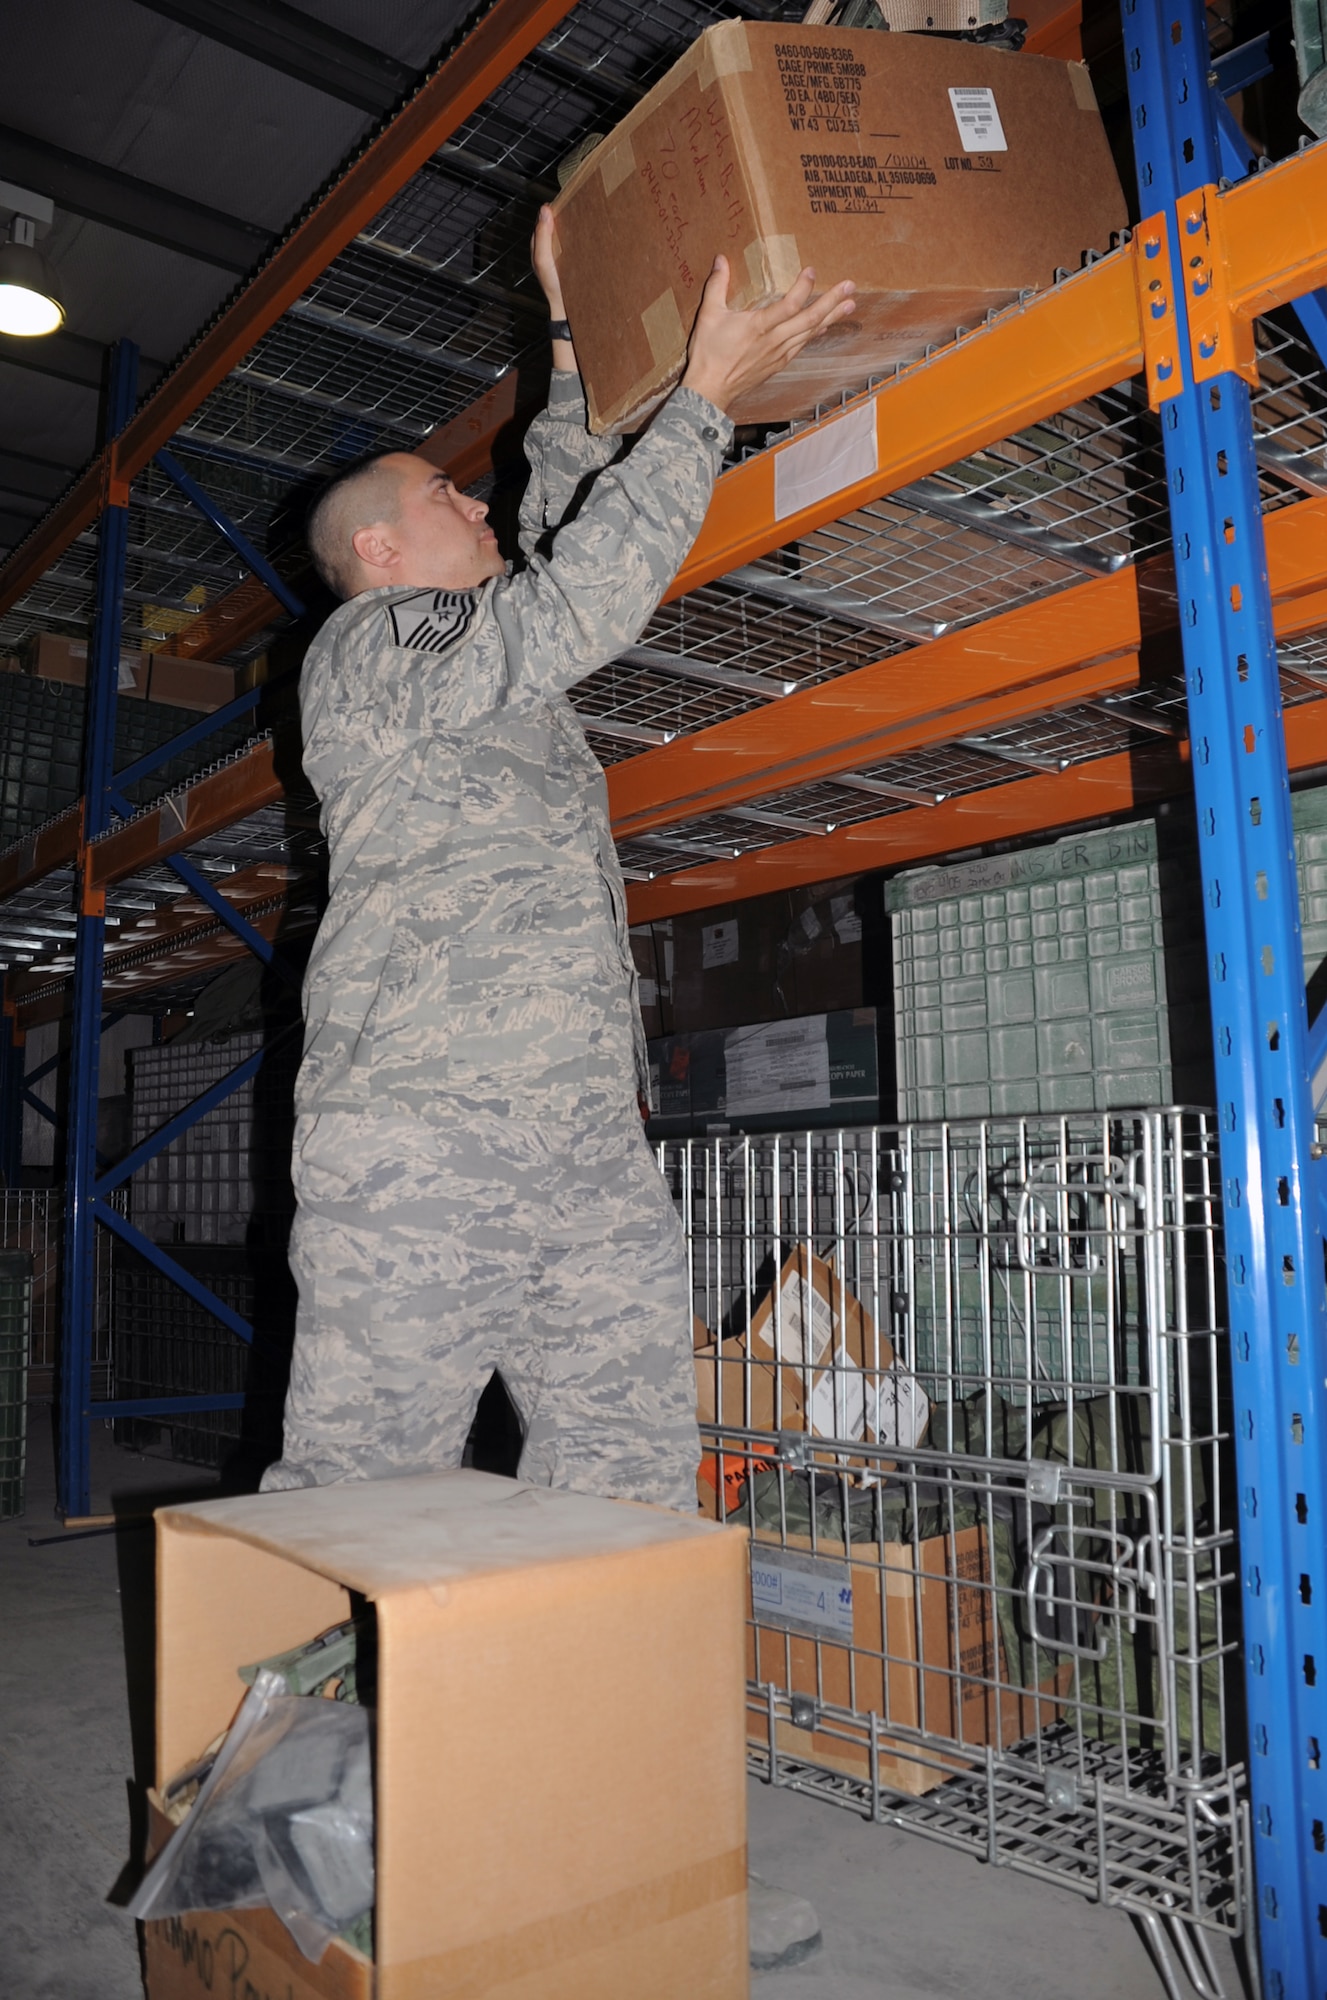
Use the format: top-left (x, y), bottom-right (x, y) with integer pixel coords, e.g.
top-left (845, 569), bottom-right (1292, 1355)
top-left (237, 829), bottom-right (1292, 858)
top-left (609, 573), bottom-right (1147, 840)
top-left (13, 898), bottom-right (306, 1029)
top-left (170, 574), bottom-right (300, 662)
top-left (625, 696), bottom-right (1327, 922)
top-left (662, 251), bottom-right (1143, 602)
top-left (660, 141), bottom-right (1327, 604)
top-left (611, 493), bottom-right (1327, 840)
top-left (0, 0), bottom-right (579, 620)
top-left (84, 738), bottom-right (284, 892)
top-left (1218, 140), bottom-right (1327, 320)
top-left (0, 806), bottom-right (81, 905)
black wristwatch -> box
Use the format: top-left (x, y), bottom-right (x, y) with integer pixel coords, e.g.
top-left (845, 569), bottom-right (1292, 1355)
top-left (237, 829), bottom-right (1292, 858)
top-left (548, 318), bottom-right (573, 343)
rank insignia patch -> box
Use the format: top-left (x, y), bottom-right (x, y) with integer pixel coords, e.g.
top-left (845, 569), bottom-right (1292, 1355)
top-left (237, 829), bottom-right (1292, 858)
top-left (385, 589), bottom-right (479, 653)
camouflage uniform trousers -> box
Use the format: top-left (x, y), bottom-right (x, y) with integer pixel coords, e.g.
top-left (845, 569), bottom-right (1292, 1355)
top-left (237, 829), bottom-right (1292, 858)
top-left (260, 1104), bottom-right (700, 1510)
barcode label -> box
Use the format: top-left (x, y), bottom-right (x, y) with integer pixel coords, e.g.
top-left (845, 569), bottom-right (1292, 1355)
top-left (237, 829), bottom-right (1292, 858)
top-left (948, 86), bottom-right (1007, 153)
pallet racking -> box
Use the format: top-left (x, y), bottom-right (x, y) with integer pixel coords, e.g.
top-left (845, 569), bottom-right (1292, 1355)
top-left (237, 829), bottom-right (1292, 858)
top-left (0, 0), bottom-right (1325, 1979)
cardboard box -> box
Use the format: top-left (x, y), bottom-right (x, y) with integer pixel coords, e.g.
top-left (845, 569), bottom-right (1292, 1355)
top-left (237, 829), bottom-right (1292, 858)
top-left (30, 631), bottom-right (87, 684)
top-left (147, 652), bottom-right (238, 712)
top-left (671, 901), bottom-right (785, 1034)
top-left (747, 1245), bottom-right (928, 1454)
top-left (552, 23), bottom-right (1127, 432)
top-left (142, 1471), bottom-right (750, 2000)
top-left (749, 1525), bottom-right (1067, 1795)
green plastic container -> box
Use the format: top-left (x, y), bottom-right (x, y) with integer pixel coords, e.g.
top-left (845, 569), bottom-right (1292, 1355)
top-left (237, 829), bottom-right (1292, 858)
top-left (887, 818), bottom-right (1210, 1121)
top-left (0, 1251), bottom-right (32, 1521)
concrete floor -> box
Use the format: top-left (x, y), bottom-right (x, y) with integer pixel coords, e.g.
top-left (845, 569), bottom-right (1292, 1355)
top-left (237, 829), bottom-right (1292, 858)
top-left (0, 1403), bottom-right (1251, 2000)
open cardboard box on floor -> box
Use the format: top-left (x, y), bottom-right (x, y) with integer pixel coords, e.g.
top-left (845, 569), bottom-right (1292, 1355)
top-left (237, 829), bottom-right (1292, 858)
top-left (552, 22), bottom-right (1127, 432)
top-left (748, 1525), bottom-right (1070, 1797)
top-left (141, 1471), bottom-right (750, 2000)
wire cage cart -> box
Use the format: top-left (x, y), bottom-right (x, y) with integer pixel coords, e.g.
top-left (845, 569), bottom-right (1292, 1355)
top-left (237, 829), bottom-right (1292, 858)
top-left (669, 1111), bottom-right (1246, 1986)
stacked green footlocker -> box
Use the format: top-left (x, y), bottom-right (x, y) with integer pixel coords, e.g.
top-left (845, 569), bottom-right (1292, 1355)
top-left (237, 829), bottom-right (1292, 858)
top-left (888, 787), bottom-right (1327, 1123)
top-left (0, 1252), bottom-right (31, 1521)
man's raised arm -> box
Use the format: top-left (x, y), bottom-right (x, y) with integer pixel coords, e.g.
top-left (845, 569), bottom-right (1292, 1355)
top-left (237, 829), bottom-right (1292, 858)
top-left (516, 207), bottom-right (621, 560)
top-left (496, 251), bottom-right (856, 699)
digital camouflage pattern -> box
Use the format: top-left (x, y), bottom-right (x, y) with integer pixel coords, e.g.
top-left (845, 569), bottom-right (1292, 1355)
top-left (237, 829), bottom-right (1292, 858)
top-left (267, 1106), bottom-right (699, 1508)
top-left (261, 373), bottom-right (732, 1503)
top-left (292, 373), bottom-right (731, 1124)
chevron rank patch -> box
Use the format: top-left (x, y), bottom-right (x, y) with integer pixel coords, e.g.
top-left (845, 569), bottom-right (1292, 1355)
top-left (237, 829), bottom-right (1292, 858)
top-left (385, 588), bottom-right (478, 654)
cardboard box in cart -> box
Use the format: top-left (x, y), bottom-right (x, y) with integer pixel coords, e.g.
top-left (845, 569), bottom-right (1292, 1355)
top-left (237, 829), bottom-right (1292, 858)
top-left (551, 22), bottom-right (1127, 432)
top-left (142, 1471), bottom-right (750, 2000)
top-left (749, 1525), bottom-right (1068, 1797)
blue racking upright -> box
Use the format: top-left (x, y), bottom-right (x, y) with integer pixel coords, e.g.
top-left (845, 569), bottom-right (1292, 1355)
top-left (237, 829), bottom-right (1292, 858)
top-left (1125, 2), bottom-right (1327, 1988)
top-left (53, 348), bottom-right (308, 1523)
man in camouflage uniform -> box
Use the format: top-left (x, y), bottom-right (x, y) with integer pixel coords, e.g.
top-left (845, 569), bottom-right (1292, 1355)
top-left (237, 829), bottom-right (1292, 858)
top-left (261, 213), bottom-right (855, 1506)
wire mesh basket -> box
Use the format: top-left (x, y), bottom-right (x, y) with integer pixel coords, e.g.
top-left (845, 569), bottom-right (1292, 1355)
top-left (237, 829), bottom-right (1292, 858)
top-left (665, 1109), bottom-right (1245, 1943)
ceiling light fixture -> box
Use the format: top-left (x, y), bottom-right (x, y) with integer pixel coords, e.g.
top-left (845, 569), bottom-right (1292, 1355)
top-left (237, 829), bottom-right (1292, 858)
top-left (0, 182), bottom-right (64, 338)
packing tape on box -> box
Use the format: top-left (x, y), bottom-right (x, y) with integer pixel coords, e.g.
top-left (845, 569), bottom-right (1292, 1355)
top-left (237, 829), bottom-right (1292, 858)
top-left (744, 234), bottom-right (803, 300)
top-left (389, 1847), bottom-right (747, 1997)
top-left (697, 20), bottom-right (753, 89)
top-left (642, 288), bottom-right (687, 367)
top-left (599, 135), bottom-right (636, 196)
top-left (1069, 62), bottom-right (1099, 111)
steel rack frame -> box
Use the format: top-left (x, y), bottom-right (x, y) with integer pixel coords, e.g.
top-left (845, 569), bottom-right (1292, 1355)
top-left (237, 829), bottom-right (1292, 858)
top-left (0, 0), bottom-right (1322, 1976)
top-left (54, 342), bottom-right (312, 1521)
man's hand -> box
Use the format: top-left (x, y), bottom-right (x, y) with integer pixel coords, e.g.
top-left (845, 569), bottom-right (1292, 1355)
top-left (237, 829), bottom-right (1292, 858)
top-left (680, 260), bottom-right (856, 415)
top-left (532, 206), bottom-right (576, 372)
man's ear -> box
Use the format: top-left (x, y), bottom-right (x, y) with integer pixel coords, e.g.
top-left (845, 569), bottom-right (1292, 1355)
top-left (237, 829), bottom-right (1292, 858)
top-left (351, 521), bottom-right (398, 575)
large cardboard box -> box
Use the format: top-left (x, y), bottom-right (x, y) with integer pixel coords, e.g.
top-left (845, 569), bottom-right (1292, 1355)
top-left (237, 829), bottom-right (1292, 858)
top-left (142, 1471), bottom-right (750, 2000)
top-left (552, 23), bottom-right (1127, 432)
top-left (749, 1525), bottom-right (1067, 1796)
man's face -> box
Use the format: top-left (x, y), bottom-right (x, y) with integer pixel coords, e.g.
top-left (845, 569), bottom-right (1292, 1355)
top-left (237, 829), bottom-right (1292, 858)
top-left (353, 454), bottom-right (505, 591)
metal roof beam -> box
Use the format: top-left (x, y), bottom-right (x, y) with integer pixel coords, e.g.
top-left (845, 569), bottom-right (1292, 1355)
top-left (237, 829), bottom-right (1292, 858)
top-left (0, 123), bottom-right (273, 271)
top-left (132, 0), bottom-right (415, 115)
top-left (0, 0), bottom-right (581, 618)
top-left (0, 328), bottom-right (165, 394)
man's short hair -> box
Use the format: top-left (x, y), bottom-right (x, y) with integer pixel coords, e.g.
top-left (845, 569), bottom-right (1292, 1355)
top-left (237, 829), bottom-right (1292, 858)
top-left (306, 452), bottom-right (409, 600)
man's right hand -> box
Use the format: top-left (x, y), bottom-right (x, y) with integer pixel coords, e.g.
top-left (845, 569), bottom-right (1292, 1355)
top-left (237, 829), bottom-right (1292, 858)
top-left (680, 260), bottom-right (856, 415)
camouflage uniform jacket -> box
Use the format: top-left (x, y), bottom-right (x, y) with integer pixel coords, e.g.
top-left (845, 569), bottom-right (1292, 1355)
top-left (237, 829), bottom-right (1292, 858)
top-left (295, 373), bottom-right (733, 1122)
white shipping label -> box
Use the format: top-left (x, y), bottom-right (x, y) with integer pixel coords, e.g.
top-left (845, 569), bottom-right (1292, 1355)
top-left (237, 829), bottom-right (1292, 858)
top-left (750, 1547), bottom-right (855, 1642)
top-left (724, 1018), bottom-right (831, 1118)
top-left (948, 86), bottom-right (1008, 152)
top-left (870, 1366), bottom-right (931, 1449)
top-left (773, 400), bottom-right (878, 522)
top-left (702, 919), bottom-right (740, 969)
top-left (638, 977), bottom-right (658, 1007)
top-left (808, 1354), bottom-right (868, 1441)
top-left (773, 1266), bottom-right (837, 1367)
